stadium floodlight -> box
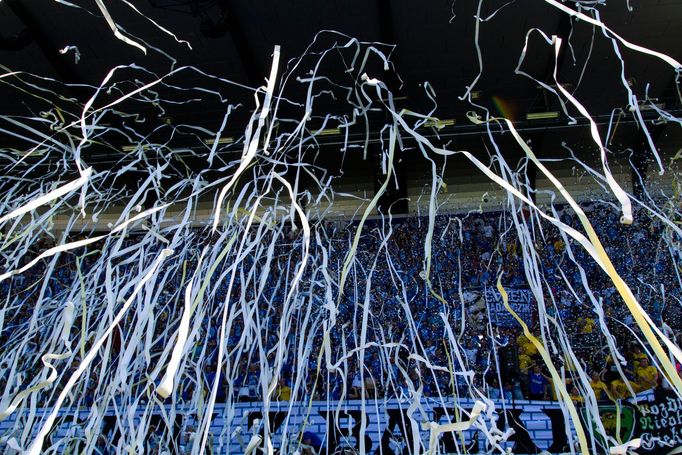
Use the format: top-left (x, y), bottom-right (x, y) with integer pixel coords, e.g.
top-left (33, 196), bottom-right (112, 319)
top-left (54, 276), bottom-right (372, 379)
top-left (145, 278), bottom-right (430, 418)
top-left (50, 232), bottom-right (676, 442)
top-left (525, 111), bottom-right (560, 120)
top-left (423, 118), bottom-right (455, 129)
top-left (122, 144), bottom-right (150, 152)
top-left (314, 128), bottom-right (340, 136)
top-left (205, 136), bottom-right (234, 145)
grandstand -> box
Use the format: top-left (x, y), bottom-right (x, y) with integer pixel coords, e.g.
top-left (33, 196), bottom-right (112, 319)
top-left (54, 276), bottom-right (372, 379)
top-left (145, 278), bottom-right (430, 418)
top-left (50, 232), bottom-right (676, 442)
top-left (1, 1), bottom-right (682, 454)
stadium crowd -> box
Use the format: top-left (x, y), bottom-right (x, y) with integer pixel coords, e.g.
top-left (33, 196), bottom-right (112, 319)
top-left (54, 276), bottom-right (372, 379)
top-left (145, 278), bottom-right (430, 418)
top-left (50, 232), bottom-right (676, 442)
top-left (1, 202), bottom-right (681, 415)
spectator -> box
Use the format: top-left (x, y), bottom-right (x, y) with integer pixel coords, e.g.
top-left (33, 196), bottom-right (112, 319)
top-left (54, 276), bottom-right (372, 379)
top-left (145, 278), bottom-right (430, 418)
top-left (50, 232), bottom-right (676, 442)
top-left (528, 364), bottom-right (550, 400)
top-left (301, 431), bottom-right (323, 454)
top-left (589, 372), bottom-right (609, 401)
top-left (275, 377), bottom-right (292, 401)
top-left (634, 357), bottom-right (658, 392)
top-left (569, 384), bottom-right (584, 404)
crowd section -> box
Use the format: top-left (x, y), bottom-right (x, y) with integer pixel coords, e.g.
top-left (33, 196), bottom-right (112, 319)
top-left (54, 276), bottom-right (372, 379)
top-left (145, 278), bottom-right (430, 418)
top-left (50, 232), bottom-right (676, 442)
top-left (1, 202), bottom-right (681, 420)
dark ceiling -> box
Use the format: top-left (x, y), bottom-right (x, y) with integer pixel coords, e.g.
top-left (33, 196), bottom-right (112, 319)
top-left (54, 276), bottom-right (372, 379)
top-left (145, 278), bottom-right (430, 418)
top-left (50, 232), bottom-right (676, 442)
top-left (1, 0), bottom-right (681, 199)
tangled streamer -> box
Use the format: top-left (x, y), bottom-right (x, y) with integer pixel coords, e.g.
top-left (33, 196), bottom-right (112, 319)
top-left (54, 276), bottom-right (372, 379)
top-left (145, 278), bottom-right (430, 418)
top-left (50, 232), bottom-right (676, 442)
top-left (1, 1), bottom-right (682, 454)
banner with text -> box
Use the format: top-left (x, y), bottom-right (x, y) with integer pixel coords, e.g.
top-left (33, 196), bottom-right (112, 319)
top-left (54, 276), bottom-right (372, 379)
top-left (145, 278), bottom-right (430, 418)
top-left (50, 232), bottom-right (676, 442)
top-left (484, 287), bottom-right (535, 328)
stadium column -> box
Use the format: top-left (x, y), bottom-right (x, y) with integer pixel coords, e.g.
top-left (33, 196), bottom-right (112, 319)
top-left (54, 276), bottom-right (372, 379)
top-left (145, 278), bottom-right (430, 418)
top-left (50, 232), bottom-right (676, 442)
top-left (631, 147), bottom-right (648, 201)
top-left (527, 148), bottom-right (538, 204)
top-left (516, 11), bottom-right (571, 204)
top-left (371, 135), bottom-right (408, 215)
top-left (632, 123), bottom-right (665, 200)
top-left (523, 132), bottom-right (542, 203)
top-left (372, 0), bottom-right (409, 215)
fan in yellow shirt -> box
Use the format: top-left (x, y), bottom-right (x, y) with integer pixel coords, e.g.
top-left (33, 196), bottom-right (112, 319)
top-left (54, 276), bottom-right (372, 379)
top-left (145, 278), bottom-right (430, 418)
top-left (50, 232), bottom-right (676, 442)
top-left (569, 384), bottom-right (584, 403)
top-left (577, 316), bottom-right (595, 334)
top-left (275, 377), bottom-right (292, 401)
top-left (610, 378), bottom-right (632, 400)
top-left (630, 345), bottom-right (647, 367)
top-left (634, 357), bottom-right (658, 392)
top-left (553, 238), bottom-right (565, 253)
top-left (518, 353), bottom-right (533, 373)
top-left (516, 333), bottom-right (539, 356)
top-left (589, 372), bottom-right (609, 401)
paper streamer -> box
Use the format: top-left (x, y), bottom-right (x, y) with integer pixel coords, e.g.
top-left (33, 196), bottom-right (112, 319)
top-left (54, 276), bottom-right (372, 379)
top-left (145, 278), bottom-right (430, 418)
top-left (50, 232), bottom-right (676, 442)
top-left (0, 6), bottom-right (680, 454)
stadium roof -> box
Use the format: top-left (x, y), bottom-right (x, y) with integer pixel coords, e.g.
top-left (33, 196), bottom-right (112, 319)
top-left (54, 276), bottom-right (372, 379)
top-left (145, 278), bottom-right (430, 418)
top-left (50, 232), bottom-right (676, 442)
top-left (1, 0), bottom-right (681, 208)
